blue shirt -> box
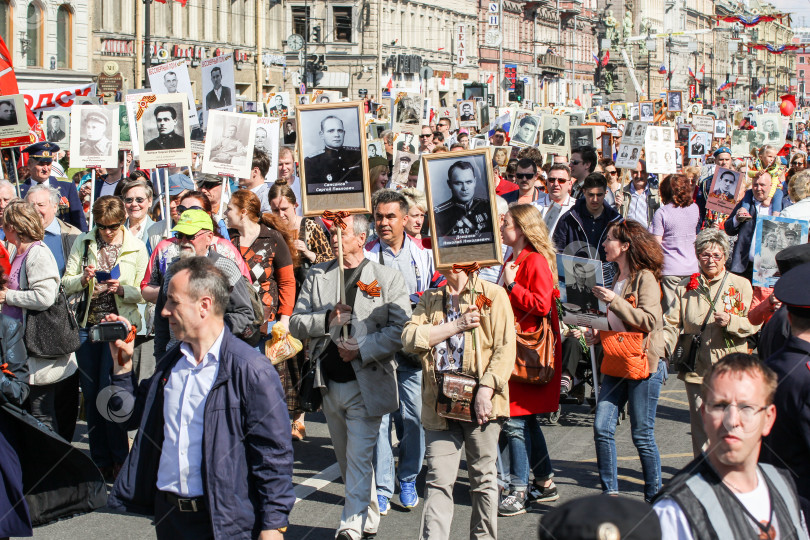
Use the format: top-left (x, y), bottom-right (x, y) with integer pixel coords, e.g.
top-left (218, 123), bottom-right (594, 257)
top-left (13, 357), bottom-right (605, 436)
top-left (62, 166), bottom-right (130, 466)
top-left (42, 219), bottom-right (66, 276)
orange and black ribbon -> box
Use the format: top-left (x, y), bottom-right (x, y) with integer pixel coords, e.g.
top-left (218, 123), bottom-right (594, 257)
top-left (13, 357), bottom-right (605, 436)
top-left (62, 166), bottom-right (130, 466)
top-left (322, 210), bottom-right (350, 230)
top-left (357, 280), bottom-right (381, 297)
top-left (476, 294), bottom-right (493, 310)
top-left (452, 262), bottom-right (480, 275)
top-left (0, 362), bottom-right (14, 377)
top-left (117, 325), bottom-right (138, 367)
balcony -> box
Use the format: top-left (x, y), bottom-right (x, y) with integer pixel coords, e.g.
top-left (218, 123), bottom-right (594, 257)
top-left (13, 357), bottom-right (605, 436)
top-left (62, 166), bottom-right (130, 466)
top-left (537, 53), bottom-right (566, 76)
top-left (558, 0), bottom-right (581, 15)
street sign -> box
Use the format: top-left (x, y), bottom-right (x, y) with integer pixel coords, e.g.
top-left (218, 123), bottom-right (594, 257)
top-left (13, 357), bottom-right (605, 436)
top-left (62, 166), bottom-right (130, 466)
top-left (488, 15), bottom-right (499, 26)
top-left (300, 83), bottom-right (306, 94)
top-left (420, 66), bottom-right (434, 80)
top-left (500, 77), bottom-right (511, 91)
top-left (489, 2), bottom-right (499, 12)
top-left (358, 88), bottom-right (368, 97)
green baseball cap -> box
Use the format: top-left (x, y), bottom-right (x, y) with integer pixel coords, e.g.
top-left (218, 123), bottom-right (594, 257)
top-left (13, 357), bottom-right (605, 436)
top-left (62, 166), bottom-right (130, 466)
top-left (172, 209), bottom-right (213, 236)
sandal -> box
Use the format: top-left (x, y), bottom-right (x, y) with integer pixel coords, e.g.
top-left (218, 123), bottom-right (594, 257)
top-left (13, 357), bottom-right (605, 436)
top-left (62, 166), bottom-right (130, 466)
top-left (291, 420), bottom-right (306, 441)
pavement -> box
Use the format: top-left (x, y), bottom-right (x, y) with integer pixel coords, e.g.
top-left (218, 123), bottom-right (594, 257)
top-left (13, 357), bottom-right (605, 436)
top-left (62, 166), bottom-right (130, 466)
top-left (27, 375), bottom-right (693, 539)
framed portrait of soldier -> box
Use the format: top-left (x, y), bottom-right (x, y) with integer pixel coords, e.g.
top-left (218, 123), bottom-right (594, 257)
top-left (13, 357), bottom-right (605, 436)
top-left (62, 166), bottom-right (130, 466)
top-left (540, 114), bottom-right (569, 155)
top-left (509, 114), bottom-right (540, 147)
top-left (757, 114), bottom-right (784, 146)
top-left (615, 144), bottom-right (642, 169)
top-left (423, 148), bottom-right (502, 268)
top-left (394, 132), bottom-right (417, 154)
top-left (623, 121), bottom-right (647, 146)
top-left (391, 150), bottom-right (417, 189)
top-left (117, 105), bottom-right (132, 150)
top-left (610, 103), bottom-right (626, 120)
top-left (201, 54), bottom-right (236, 126)
top-left (754, 215), bottom-right (809, 287)
top-left (367, 139), bottom-right (385, 160)
top-left (629, 104), bottom-right (640, 121)
top-left (69, 105), bottom-right (120, 168)
top-left (706, 166), bottom-right (742, 214)
top-left (0, 94), bottom-right (27, 139)
top-left (267, 92), bottom-right (291, 118)
top-left (147, 59), bottom-right (198, 128)
top-left (666, 91), bottom-right (683, 112)
top-left (639, 101), bottom-right (655, 122)
top-left (569, 127), bottom-right (595, 150)
top-left (714, 119), bottom-right (727, 139)
top-left (601, 133), bottom-right (612, 159)
top-left (457, 99), bottom-right (478, 129)
top-left (296, 100), bottom-right (370, 215)
top-left (281, 118), bottom-right (297, 145)
top-left (255, 117), bottom-right (280, 182)
top-left (394, 92), bottom-right (422, 133)
top-left (556, 254), bottom-right (609, 330)
top-left (202, 110), bottom-right (256, 179)
top-left (688, 131), bottom-right (711, 159)
top-left (136, 95), bottom-right (191, 169)
top-left (42, 110), bottom-right (70, 144)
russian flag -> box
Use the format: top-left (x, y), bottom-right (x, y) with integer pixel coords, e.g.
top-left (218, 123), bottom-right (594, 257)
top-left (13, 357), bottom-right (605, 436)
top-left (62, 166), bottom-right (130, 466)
top-left (755, 86), bottom-right (766, 98)
top-left (658, 64), bottom-right (667, 74)
top-left (688, 67), bottom-right (695, 79)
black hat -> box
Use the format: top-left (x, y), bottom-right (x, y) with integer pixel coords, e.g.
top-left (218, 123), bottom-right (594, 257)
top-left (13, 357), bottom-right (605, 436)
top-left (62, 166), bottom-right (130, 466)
top-left (23, 141), bottom-right (60, 163)
top-left (775, 261), bottom-right (810, 318)
top-left (775, 243), bottom-right (810, 275)
top-left (539, 495), bottom-right (661, 540)
top-left (196, 173), bottom-right (222, 188)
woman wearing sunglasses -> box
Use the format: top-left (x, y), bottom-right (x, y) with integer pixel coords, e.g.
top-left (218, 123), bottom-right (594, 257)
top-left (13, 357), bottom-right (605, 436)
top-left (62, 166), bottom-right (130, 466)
top-left (62, 195), bottom-right (149, 482)
top-left (120, 178), bottom-right (155, 254)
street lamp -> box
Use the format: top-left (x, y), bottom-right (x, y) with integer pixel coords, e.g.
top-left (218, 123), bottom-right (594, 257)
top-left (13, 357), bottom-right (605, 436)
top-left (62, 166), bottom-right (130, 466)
top-left (646, 36), bottom-right (656, 99)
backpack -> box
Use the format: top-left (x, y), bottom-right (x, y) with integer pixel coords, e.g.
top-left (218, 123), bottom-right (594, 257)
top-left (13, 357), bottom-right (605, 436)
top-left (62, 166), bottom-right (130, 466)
top-left (239, 276), bottom-right (265, 347)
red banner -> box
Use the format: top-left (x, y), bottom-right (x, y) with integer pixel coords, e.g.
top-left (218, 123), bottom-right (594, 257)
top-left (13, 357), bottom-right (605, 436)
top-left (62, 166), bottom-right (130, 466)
top-left (22, 83), bottom-right (97, 113)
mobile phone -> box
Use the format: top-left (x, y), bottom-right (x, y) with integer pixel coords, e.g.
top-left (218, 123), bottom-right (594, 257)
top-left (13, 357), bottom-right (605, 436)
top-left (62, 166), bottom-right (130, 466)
top-left (89, 321), bottom-right (129, 343)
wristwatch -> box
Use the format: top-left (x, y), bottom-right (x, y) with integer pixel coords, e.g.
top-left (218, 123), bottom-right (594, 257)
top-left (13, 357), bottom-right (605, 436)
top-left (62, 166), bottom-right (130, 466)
top-left (506, 282), bottom-right (516, 294)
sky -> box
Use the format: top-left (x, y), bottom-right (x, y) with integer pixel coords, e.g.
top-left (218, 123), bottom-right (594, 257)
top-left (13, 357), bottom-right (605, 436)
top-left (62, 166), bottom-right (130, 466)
top-left (769, 0), bottom-right (810, 25)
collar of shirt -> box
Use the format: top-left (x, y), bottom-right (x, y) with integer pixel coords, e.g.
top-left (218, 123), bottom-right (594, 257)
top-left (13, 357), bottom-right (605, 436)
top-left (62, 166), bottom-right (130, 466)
top-left (44, 218), bottom-right (60, 236)
top-left (179, 327), bottom-right (225, 369)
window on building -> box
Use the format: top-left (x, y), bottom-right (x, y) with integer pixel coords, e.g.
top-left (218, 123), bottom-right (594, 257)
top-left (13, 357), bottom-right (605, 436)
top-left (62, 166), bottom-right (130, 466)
top-left (801, 70), bottom-right (806, 79)
top-left (26, 3), bottom-right (42, 67)
top-left (801, 56), bottom-right (806, 64)
top-left (56, 5), bottom-right (71, 69)
top-left (0, 1), bottom-right (10, 49)
top-left (333, 6), bottom-right (352, 42)
top-left (292, 6), bottom-right (309, 40)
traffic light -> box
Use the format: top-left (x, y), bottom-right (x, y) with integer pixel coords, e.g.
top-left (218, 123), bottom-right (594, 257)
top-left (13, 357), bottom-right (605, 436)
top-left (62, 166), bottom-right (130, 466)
top-left (514, 80), bottom-right (525, 102)
top-left (311, 26), bottom-right (321, 43)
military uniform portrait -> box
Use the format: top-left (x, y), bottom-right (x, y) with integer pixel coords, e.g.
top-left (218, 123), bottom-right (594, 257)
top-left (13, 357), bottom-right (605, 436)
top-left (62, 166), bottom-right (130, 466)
top-left (457, 100), bottom-right (477, 128)
top-left (42, 111), bottom-right (69, 143)
top-left (69, 104), bottom-right (119, 169)
top-left (639, 101), bottom-right (655, 122)
top-left (510, 114), bottom-right (540, 147)
top-left (136, 95), bottom-right (191, 169)
top-left (267, 93), bottom-right (290, 118)
top-left (0, 94), bottom-right (26, 138)
top-left (394, 92), bottom-right (422, 132)
top-left (541, 114), bottom-right (568, 154)
top-left (255, 116), bottom-right (280, 181)
top-left (202, 110), bottom-right (256, 179)
top-left (569, 127), bottom-right (594, 149)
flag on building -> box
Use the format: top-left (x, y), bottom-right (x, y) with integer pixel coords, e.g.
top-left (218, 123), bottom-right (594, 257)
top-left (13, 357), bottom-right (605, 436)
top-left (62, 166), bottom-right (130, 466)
top-left (155, 0), bottom-right (188, 5)
top-left (755, 86), bottom-right (766, 98)
top-left (487, 73), bottom-right (494, 84)
top-left (602, 51), bottom-right (610, 66)
top-left (717, 80), bottom-right (730, 92)
top-left (593, 53), bottom-right (601, 66)
top-left (659, 64), bottom-right (667, 74)
top-left (688, 67), bottom-right (695, 79)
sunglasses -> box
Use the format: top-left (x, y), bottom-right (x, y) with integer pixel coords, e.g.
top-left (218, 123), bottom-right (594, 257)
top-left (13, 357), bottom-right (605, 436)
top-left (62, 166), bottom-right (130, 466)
top-left (176, 230), bottom-right (206, 241)
top-left (547, 177), bottom-right (568, 184)
top-left (515, 173), bottom-right (535, 180)
top-left (176, 205), bottom-right (203, 214)
top-left (419, 134), bottom-right (431, 138)
top-left (96, 222), bottom-right (122, 231)
top-left (606, 170), bottom-right (618, 176)
top-left (569, 160), bottom-right (582, 166)
top-left (124, 197), bottom-right (147, 204)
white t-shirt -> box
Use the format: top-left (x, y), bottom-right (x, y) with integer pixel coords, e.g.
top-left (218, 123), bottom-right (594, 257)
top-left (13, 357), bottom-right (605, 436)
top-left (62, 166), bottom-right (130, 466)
top-left (654, 470), bottom-right (781, 540)
top-left (606, 279), bottom-right (628, 332)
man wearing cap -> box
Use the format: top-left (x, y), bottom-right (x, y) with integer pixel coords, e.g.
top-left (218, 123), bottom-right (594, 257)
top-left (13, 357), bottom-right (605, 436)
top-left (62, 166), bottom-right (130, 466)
top-left (653, 354), bottom-right (810, 540)
top-left (142, 209), bottom-right (255, 360)
top-left (145, 172), bottom-right (196, 251)
top-left (199, 174), bottom-right (226, 217)
top-left (759, 262), bottom-right (810, 518)
top-left (20, 141), bottom-right (87, 232)
top-left (80, 109), bottom-right (113, 157)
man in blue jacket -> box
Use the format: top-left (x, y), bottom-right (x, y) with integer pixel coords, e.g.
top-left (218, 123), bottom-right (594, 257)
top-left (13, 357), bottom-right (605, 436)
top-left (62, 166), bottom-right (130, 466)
top-left (723, 170), bottom-right (776, 282)
top-left (105, 256), bottom-right (294, 540)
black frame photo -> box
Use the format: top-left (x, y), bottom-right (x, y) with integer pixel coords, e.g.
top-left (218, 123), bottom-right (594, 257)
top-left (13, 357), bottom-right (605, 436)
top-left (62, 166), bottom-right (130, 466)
top-left (137, 94), bottom-right (191, 169)
top-left (423, 148), bottom-right (503, 268)
top-left (666, 91), bottom-right (683, 112)
top-left (296, 100), bottom-right (371, 216)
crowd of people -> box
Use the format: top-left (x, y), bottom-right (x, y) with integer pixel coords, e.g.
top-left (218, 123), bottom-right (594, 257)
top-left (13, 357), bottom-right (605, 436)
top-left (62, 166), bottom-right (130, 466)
top-left (0, 101), bottom-right (808, 540)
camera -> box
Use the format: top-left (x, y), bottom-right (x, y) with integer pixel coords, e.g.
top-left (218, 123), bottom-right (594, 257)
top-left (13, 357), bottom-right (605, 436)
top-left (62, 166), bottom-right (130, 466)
top-left (89, 321), bottom-right (130, 343)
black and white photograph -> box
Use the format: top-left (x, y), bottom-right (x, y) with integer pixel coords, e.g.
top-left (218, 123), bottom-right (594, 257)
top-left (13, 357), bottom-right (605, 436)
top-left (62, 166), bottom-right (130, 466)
top-left (147, 59), bottom-right (198, 127)
top-left (757, 114), bottom-right (784, 145)
top-left (556, 254), bottom-right (609, 330)
top-left (666, 91), bottom-right (683, 112)
top-left (124, 90), bottom-right (153, 159)
top-left (706, 166), bottom-right (742, 214)
top-left (296, 101), bottom-right (370, 215)
top-left (688, 131), bottom-right (711, 159)
top-left (422, 97), bottom-right (431, 123)
top-left (0, 94), bottom-right (27, 138)
top-left (394, 92), bottom-right (422, 132)
top-left (623, 121), bottom-right (647, 146)
top-left (566, 110), bottom-right (586, 127)
top-left (639, 101), bottom-right (654, 122)
top-left (714, 119), bottom-right (727, 139)
top-left (645, 127), bottom-right (676, 175)
top-left (118, 104), bottom-right (131, 150)
top-left (423, 148), bottom-right (502, 267)
top-left (598, 110), bottom-right (618, 125)
top-left (69, 104), bottom-right (120, 169)
top-left (731, 129), bottom-right (752, 157)
top-left (540, 114), bottom-right (568, 153)
top-left (282, 119), bottom-right (297, 145)
top-left (312, 90), bottom-right (342, 104)
top-left (367, 121), bottom-right (387, 141)
top-left (754, 215), bottom-right (809, 287)
top-left (391, 150), bottom-right (417, 189)
top-left (688, 103), bottom-right (703, 117)
top-left (136, 95), bottom-right (191, 169)
top-left (254, 117), bottom-right (280, 181)
top-left (615, 143), bottom-right (642, 169)
top-left (601, 133), bottom-right (612, 159)
top-left (691, 114), bottom-right (715, 134)
top-left (367, 139), bottom-right (385, 159)
top-left (610, 103), bottom-right (626, 120)
top-left (457, 99), bottom-right (478, 128)
top-left (509, 114), bottom-right (540, 147)
top-left (42, 110), bottom-right (69, 143)
top-left (201, 54), bottom-right (236, 125)
top-left (267, 92), bottom-right (291, 118)
top-left (629, 104), bottom-right (640, 121)
top-left (297, 94), bottom-right (311, 105)
top-left (395, 132), bottom-right (417, 154)
top-left (202, 110), bottom-right (256, 179)
top-left (569, 126), bottom-right (595, 149)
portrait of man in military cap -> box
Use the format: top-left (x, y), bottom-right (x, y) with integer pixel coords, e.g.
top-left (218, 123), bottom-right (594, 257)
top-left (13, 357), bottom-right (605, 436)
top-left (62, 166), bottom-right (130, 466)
top-left (428, 154), bottom-right (495, 248)
top-left (69, 105), bottom-right (120, 169)
top-left (299, 104), bottom-right (366, 196)
top-left (79, 109), bottom-right (113, 156)
top-left (754, 216), bottom-right (810, 288)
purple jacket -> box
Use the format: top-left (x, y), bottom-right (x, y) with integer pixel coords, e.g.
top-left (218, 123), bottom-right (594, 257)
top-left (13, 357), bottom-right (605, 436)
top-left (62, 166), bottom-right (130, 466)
top-left (107, 328), bottom-right (294, 539)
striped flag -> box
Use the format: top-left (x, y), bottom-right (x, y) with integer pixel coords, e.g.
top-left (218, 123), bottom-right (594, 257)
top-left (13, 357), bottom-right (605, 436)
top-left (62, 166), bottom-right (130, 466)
top-left (688, 67), bottom-right (695, 79)
top-left (658, 64), bottom-right (667, 74)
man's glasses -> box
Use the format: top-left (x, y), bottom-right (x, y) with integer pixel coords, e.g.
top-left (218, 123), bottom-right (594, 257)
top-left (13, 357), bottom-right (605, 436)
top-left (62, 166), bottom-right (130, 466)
top-left (515, 173), bottom-right (535, 180)
top-left (176, 205), bottom-right (203, 214)
top-left (419, 134), bottom-right (431, 139)
top-left (705, 402), bottom-right (767, 426)
top-left (124, 197), bottom-right (147, 204)
top-left (176, 230), bottom-right (205, 241)
top-left (547, 178), bottom-right (568, 184)
top-left (569, 160), bottom-right (582, 166)
top-left (96, 222), bottom-right (123, 231)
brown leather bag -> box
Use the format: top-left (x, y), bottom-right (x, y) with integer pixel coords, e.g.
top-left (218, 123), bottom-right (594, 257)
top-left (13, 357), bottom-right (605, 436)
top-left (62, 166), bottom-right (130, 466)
top-left (435, 371), bottom-right (478, 422)
top-left (511, 317), bottom-right (556, 384)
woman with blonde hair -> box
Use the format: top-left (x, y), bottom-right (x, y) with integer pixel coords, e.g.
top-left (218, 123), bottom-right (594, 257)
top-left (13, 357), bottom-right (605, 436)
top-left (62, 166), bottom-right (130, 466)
top-left (370, 163), bottom-right (390, 193)
top-left (498, 203), bottom-right (563, 515)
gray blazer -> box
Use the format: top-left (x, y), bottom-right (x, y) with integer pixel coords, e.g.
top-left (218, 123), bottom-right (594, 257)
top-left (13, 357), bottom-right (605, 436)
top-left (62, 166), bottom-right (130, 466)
top-left (290, 259), bottom-right (412, 417)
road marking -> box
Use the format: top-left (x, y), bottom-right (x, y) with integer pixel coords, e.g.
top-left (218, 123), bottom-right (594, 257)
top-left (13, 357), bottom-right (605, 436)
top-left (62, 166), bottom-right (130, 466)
top-left (579, 452), bottom-right (692, 463)
top-left (660, 396), bottom-right (689, 406)
top-left (661, 389), bottom-right (686, 394)
top-left (294, 463), bottom-right (342, 504)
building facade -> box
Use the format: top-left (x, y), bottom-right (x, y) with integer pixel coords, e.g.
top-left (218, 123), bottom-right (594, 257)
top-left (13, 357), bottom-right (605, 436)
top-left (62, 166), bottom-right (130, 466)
top-left (794, 29), bottom-right (810, 106)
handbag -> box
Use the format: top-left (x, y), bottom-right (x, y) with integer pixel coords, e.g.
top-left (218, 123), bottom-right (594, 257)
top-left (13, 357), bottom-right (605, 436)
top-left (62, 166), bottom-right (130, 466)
top-left (672, 272), bottom-right (729, 373)
top-left (511, 317), bottom-right (555, 384)
top-left (69, 241), bottom-right (91, 320)
top-left (24, 286), bottom-right (81, 358)
top-left (435, 371), bottom-right (478, 422)
top-left (601, 331), bottom-right (650, 380)
top-left (297, 348), bottom-right (322, 413)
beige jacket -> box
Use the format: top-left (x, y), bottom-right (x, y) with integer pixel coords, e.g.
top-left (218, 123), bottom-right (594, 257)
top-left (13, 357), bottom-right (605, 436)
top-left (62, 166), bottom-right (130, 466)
top-left (663, 271), bottom-right (758, 384)
top-left (401, 279), bottom-right (516, 431)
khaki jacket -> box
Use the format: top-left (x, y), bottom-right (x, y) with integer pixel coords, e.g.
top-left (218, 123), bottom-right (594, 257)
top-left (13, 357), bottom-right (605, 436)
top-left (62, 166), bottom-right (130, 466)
top-left (401, 279), bottom-right (516, 431)
top-left (663, 271), bottom-right (758, 384)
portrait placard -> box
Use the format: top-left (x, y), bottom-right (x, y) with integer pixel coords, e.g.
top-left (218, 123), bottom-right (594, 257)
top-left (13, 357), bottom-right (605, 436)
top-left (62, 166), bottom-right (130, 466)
top-left (540, 114), bottom-right (568, 155)
top-left (42, 109), bottom-right (70, 144)
top-left (610, 103), bottom-right (626, 120)
top-left (629, 104), bottom-right (640, 121)
top-left (296, 101), bottom-right (370, 215)
top-left (366, 139), bottom-right (385, 160)
top-left (266, 92), bottom-right (291, 118)
top-left (255, 117), bottom-right (280, 182)
top-left (202, 110), bottom-right (256, 179)
top-left (391, 150), bottom-right (417, 189)
top-left (706, 166), bottom-right (743, 214)
top-left (423, 148), bottom-right (502, 268)
top-left (366, 120), bottom-right (387, 141)
top-left (509, 113), bottom-right (540, 147)
top-left (688, 131), bottom-right (711, 159)
top-left (556, 254), bottom-right (609, 331)
top-left (666, 91), bottom-right (683, 112)
top-left (137, 94), bottom-right (191, 169)
top-left (754, 215), bottom-right (809, 287)
top-left (639, 101), bottom-right (655, 122)
top-left (118, 105), bottom-right (132, 150)
top-left (622, 121), bottom-right (648, 146)
top-left (757, 114), bottom-right (784, 146)
top-left (124, 89), bottom-right (152, 158)
top-left (394, 132), bottom-right (417, 154)
top-left (69, 104), bottom-right (120, 169)
top-left (713, 119), bottom-right (727, 139)
top-left (0, 95), bottom-right (28, 139)
top-left (569, 126), bottom-right (595, 150)
top-left (677, 123), bottom-right (690, 143)
top-left (615, 144), bottom-right (642, 169)
top-left (311, 90), bottom-right (342, 104)
top-left (457, 99), bottom-right (478, 129)
top-left (645, 127), bottom-right (676, 175)
top-left (692, 114), bottom-right (715, 133)
top-left (601, 133), bottom-right (612, 158)
top-left (201, 54), bottom-right (236, 125)
top-left (281, 118), bottom-right (297, 145)
top-left (688, 103), bottom-right (703, 117)
top-left (147, 59), bottom-right (198, 127)
top-left (492, 146), bottom-right (511, 169)
top-left (731, 129), bottom-right (754, 157)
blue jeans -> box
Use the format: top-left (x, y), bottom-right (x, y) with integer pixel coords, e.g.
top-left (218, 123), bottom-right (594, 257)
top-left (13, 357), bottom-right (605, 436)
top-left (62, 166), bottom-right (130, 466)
top-left (374, 364), bottom-right (424, 498)
top-left (593, 359), bottom-right (666, 502)
top-left (77, 328), bottom-right (130, 468)
top-left (502, 414), bottom-right (553, 491)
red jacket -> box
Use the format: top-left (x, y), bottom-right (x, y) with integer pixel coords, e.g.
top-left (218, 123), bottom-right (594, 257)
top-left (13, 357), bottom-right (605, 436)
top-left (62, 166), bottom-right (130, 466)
top-left (506, 246), bottom-right (563, 416)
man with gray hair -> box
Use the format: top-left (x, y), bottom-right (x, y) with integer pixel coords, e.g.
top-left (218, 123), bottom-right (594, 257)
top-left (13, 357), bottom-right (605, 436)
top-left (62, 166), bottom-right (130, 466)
top-left (291, 212), bottom-right (412, 540)
top-left (25, 183), bottom-right (80, 277)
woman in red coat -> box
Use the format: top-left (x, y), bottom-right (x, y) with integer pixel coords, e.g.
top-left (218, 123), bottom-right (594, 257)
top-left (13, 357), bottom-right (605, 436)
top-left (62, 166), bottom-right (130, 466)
top-left (497, 203), bottom-right (563, 516)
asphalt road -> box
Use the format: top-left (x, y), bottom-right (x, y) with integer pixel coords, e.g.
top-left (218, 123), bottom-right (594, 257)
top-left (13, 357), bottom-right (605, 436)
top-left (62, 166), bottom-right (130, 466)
top-left (27, 375), bottom-right (693, 539)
